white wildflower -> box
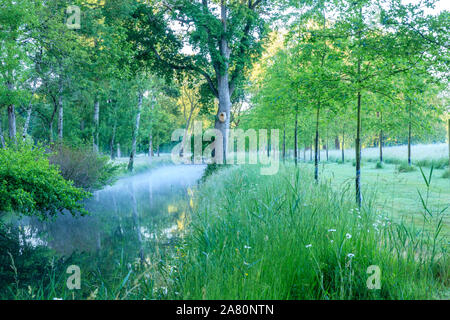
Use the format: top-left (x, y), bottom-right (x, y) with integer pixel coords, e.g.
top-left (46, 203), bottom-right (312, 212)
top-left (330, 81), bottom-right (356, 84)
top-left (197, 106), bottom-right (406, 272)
top-left (305, 244), bottom-right (312, 248)
top-left (345, 233), bottom-right (352, 239)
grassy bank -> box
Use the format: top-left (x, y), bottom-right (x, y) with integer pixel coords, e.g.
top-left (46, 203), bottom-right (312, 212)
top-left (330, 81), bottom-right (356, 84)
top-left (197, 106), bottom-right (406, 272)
top-left (175, 164), bottom-right (448, 299)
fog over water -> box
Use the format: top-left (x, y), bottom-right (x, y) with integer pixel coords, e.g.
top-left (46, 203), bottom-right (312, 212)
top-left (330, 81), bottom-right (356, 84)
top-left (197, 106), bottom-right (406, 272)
top-left (16, 164), bottom-right (206, 258)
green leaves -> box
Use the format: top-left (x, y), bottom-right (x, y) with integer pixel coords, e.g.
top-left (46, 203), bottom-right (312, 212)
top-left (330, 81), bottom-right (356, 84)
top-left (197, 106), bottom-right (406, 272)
top-left (0, 142), bottom-right (90, 219)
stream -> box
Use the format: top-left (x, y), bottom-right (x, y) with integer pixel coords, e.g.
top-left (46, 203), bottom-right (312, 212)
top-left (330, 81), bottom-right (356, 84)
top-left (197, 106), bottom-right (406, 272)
top-left (14, 164), bottom-right (206, 262)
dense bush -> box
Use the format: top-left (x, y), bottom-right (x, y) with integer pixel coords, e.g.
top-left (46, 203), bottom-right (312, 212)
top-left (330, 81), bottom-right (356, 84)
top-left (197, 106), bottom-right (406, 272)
top-left (0, 143), bottom-right (90, 219)
top-left (49, 144), bottom-right (123, 191)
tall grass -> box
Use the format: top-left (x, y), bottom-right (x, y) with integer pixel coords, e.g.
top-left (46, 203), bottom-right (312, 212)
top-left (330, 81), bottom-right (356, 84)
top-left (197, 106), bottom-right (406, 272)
top-left (175, 164), bottom-right (448, 299)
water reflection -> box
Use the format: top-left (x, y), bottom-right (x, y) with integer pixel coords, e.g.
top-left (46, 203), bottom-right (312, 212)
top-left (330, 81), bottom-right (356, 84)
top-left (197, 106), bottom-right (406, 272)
top-left (16, 165), bottom-right (205, 258)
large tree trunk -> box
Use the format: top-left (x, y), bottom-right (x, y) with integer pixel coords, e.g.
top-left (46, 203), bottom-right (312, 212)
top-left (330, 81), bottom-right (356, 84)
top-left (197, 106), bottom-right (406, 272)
top-left (213, 3), bottom-right (232, 164)
top-left (93, 98), bottom-right (100, 153)
top-left (314, 102), bottom-right (320, 181)
top-left (128, 92), bottom-right (143, 172)
top-left (355, 91), bottom-right (362, 207)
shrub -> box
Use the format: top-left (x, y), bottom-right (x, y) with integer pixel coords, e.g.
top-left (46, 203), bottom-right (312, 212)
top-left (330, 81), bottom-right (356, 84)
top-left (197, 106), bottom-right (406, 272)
top-left (396, 162), bottom-right (416, 173)
top-left (49, 144), bottom-right (123, 191)
top-left (442, 170), bottom-right (449, 179)
top-left (375, 161), bottom-right (384, 169)
top-left (0, 143), bottom-right (90, 219)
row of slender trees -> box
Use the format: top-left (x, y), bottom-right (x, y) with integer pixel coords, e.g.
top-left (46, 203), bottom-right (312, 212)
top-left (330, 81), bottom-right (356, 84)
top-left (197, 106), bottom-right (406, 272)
top-left (242, 0), bottom-right (449, 206)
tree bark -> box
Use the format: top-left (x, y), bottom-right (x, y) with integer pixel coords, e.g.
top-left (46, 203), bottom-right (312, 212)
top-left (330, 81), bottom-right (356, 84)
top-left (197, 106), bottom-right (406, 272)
top-left (128, 92), bottom-right (143, 172)
top-left (213, 3), bottom-right (232, 164)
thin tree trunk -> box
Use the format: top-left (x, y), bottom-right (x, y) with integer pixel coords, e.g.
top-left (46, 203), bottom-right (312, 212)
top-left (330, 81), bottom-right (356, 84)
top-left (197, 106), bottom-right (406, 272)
top-left (157, 145), bottom-right (160, 157)
top-left (408, 101), bottom-right (412, 166)
top-left (0, 116), bottom-right (5, 148)
top-left (7, 105), bottom-right (16, 144)
top-left (294, 109), bottom-right (298, 166)
top-left (149, 133), bottom-right (153, 158)
top-left (335, 136), bottom-right (340, 150)
top-left (326, 127), bottom-right (329, 161)
top-left (447, 118), bottom-right (449, 177)
top-left (110, 118), bottom-right (117, 159)
top-left (93, 98), bottom-right (100, 153)
top-left (128, 92), bottom-right (143, 172)
top-left (6, 82), bottom-right (16, 144)
top-left (48, 104), bottom-right (58, 144)
top-left (314, 101), bottom-right (320, 181)
top-left (282, 125), bottom-right (286, 163)
top-left (379, 112), bottom-right (383, 163)
top-left (355, 91), bottom-right (362, 207)
top-left (23, 103), bottom-right (33, 142)
top-left (57, 76), bottom-right (63, 141)
top-left (342, 128), bottom-right (345, 163)
top-left (117, 143), bottom-right (121, 158)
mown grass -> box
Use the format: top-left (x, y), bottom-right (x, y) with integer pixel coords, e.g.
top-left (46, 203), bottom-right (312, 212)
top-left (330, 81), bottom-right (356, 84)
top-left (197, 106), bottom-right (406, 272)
top-left (174, 164), bottom-right (448, 299)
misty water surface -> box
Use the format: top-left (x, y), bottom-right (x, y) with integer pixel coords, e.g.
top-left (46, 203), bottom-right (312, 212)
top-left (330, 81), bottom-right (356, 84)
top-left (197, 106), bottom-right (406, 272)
top-left (15, 164), bottom-right (206, 261)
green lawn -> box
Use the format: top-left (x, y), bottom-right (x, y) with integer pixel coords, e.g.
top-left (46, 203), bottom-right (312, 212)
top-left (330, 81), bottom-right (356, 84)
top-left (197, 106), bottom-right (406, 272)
top-left (301, 161), bottom-right (450, 236)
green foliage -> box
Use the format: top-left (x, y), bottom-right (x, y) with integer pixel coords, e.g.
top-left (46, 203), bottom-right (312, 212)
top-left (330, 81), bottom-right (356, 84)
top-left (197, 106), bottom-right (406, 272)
top-left (0, 143), bottom-right (90, 219)
top-left (375, 161), bottom-right (384, 169)
top-left (49, 144), bottom-right (123, 191)
top-left (396, 163), bottom-right (416, 173)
